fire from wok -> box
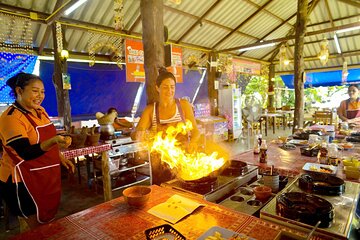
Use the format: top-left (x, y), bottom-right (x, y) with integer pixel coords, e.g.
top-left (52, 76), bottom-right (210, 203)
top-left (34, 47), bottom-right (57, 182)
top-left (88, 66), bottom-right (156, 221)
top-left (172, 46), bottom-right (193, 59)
top-left (150, 120), bottom-right (227, 181)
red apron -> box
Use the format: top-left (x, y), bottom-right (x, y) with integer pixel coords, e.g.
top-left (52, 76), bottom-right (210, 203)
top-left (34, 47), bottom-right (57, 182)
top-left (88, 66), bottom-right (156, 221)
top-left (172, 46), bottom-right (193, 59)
top-left (346, 98), bottom-right (360, 119)
top-left (4, 112), bottom-right (61, 223)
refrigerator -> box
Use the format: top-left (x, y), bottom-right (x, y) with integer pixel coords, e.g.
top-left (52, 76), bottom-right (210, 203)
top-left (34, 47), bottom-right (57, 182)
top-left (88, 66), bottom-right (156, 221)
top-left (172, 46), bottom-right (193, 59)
top-left (218, 88), bottom-right (242, 139)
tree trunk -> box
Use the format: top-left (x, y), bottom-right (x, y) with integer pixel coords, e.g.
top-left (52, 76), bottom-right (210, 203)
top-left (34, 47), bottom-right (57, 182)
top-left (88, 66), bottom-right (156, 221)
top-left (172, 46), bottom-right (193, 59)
top-left (140, 0), bottom-right (164, 104)
top-left (293, 0), bottom-right (308, 132)
top-left (267, 64), bottom-right (275, 109)
top-left (51, 24), bottom-right (72, 131)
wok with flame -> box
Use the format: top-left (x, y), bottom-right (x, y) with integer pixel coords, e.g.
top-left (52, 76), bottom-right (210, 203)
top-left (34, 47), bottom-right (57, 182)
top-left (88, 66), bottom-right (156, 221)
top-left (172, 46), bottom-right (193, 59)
top-left (149, 120), bottom-right (228, 184)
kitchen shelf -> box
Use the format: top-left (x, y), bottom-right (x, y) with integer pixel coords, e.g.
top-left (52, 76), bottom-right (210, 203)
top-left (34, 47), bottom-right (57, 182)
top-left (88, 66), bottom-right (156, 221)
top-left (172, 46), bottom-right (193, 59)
top-left (111, 175), bottom-right (150, 192)
top-left (109, 161), bottom-right (149, 174)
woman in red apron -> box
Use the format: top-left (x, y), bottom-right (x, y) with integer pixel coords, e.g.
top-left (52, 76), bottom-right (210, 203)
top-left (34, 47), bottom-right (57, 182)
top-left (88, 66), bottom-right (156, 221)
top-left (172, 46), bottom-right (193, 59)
top-left (337, 84), bottom-right (360, 121)
top-left (0, 73), bottom-right (74, 231)
top-left (132, 68), bottom-right (200, 185)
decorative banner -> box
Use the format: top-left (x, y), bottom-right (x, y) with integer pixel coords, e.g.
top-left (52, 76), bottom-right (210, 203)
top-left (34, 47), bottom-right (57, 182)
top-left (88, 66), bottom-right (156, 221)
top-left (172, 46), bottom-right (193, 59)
top-left (62, 73), bottom-right (71, 90)
top-left (232, 58), bottom-right (261, 75)
top-left (166, 45), bottom-right (183, 83)
top-left (125, 39), bottom-right (145, 82)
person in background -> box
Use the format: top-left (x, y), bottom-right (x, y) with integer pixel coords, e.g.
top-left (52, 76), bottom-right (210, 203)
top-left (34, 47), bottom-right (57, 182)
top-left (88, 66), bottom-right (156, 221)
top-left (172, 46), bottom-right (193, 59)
top-left (131, 67), bottom-right (200, 185)
top-left (337, 84), bottom-right (360, 122)
top-left (0, 73), bottom-right (75, 231)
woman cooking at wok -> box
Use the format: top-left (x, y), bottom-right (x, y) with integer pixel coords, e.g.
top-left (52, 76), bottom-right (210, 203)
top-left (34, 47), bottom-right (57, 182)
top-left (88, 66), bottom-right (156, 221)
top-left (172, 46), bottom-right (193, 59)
top-left (131, 67), bottom-right (200, 185)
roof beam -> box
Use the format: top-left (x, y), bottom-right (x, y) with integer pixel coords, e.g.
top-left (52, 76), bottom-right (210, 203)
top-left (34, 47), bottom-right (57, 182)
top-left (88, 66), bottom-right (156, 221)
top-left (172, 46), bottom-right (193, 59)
top-left (39, 0), bottom-right (65, 55)
top-left (266, 0), bottom-right (320, 62)
top-left (176, 0), bottom-right (222, 43)
top-left (276, 63), bottom-right (360, 74)
top-left (128, 14), bottom-right (141, 34)
top-left (216, 20), bottom-right (360, 54)
top-left (338, 0), bottom-right (360, 8)
top-left (45, 0), bottom-right (79, 25)
top-left (211, 0), bottom-right (273, 49)
top-left (238, 12), bottom-right (297, 57)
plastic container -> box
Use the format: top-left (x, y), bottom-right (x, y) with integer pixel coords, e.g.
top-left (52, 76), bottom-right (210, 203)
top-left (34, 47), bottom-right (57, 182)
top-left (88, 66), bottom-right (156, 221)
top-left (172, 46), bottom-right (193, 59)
top-left (145, 224), bottom-right (185, 240)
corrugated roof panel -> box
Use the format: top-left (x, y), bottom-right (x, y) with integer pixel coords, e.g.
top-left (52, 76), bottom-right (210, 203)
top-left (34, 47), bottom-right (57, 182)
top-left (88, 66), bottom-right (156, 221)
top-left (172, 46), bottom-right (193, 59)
top-left (165, 0), bottom-right (216, 17)
top-left (266, 0), bottom-right (297, 21)
top-left (308, 1), bottom-right (329, 25)
top-left (181, 23), bottom-right (231, 48)
top-left (239, 12), bottom-right (282, 39)
top-left (123, 0), bottom-right (141, 30)
top-left (262, 24), bottom-right (293, 41)
top-left (164, 11), bottom-right (197, 41)
top-left (327, 0), bottom-right (360, 20)
top-left (242, 46), bottom-right (277, 59)
top-left (215, 33), bottom-right (257, 51)
top-left (33, 24), bottom-right (46, 48)
top-left (206, 0), bottom-right (257, 29)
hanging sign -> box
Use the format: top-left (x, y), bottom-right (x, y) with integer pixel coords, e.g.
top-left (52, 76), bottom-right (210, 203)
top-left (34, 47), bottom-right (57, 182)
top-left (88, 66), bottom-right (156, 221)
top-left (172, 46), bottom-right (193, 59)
top-left (62, 73), bottom-right (71, 90)
top-left (166, 45), bottom-right (183, 83)
top-left (125, 39), bottom-right (145, 82)
top-left (232, 58), bottom-right (261, 75)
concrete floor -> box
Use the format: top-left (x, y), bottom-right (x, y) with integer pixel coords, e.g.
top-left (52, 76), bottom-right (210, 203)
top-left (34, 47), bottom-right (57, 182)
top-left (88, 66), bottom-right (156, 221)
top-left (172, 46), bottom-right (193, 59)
top-left (0, 126), bottom-right (293, 239)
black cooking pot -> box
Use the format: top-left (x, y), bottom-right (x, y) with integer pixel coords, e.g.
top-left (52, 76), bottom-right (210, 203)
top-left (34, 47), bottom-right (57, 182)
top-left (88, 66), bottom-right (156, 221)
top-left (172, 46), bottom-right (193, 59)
top-left (276, 192), bottom-right (334, 228)
top-left (299, 173), bottom-right (345, 196)
top-left (221, 160), bottom-right (248, 176)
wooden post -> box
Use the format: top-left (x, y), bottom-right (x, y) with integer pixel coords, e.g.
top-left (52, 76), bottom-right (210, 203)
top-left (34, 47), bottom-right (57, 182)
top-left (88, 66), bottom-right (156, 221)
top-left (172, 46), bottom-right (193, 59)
top-left (207, 52), bottom-right (218, 116)
top-left (267, 64), bottom-right (275, 109)
top-left (51, 23), bottom-right (72, 130)
top-left (293, 0), bottom-right (308, 132)
top-left (140, 0), bottom-right (165, 104)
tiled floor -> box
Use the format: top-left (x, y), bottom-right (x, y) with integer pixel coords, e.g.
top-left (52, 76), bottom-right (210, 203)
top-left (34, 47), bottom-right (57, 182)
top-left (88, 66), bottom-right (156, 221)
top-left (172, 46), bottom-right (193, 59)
top-left (0, 126), bottom-right (293, 239)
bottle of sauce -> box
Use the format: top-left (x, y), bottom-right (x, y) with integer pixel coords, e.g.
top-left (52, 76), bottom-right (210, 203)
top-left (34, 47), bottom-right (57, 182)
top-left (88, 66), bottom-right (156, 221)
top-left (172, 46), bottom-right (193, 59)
top-left (318, 142), bottom-right (328, 164)
top-left (259, 140), bottom-right (268, 163)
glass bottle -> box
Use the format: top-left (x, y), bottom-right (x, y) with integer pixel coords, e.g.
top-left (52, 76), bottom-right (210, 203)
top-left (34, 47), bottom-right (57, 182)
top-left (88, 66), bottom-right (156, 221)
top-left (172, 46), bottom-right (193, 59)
top-left (259, 140), bottom-right (268, 163)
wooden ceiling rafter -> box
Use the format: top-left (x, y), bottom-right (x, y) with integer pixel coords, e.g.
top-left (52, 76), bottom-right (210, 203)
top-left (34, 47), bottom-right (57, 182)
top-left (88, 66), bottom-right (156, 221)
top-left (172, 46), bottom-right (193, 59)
top-left (211, 0), bottom-right (273, 49)
top-left (175, 0), bottom-right (222, 43)
top-left (164, 4), bottom-right (259, 41)
top-left (128, 14), bottom-right (141, 35)
top-left (45, 0), bottom-right (78, 25)
top-left (39, 0), bottom-right (65, 55)
top-left (264, 0), bottom-right (320, 62)
top-left (243, 0), bottom-right (293, 28)
top-left (237, 12), bottom-right (297, 57)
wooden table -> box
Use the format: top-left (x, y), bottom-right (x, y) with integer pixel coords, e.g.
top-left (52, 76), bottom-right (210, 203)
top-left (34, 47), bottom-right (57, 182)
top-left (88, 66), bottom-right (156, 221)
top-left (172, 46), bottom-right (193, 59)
top-left (62, 143), bottom-right (112, 201)
top-left (11, 185), bottom-right (319, 240)
top-left (259, 113), bottom-right (282, 136)
top-left (232, 142), bottom-right (360, 183)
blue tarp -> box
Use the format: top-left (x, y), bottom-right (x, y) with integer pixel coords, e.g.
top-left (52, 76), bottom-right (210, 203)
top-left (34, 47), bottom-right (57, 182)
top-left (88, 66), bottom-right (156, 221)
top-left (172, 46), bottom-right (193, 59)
top-left (281, 69), bottom-right (360, 88)
top-left (40, 61), bottom-right (208, 117)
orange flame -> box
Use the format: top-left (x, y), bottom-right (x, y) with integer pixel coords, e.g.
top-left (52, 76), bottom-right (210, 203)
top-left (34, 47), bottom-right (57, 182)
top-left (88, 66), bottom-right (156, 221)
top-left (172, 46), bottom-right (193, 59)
top-left (150, 120), bottom-right (226, 181)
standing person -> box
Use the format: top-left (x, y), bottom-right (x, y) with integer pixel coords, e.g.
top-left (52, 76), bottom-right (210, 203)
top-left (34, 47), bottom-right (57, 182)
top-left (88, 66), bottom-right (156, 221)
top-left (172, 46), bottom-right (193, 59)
top-left (132, 67), bottom-right (200, 185)
top-left (0, 72), bottom-right (74, 231)
top-left (337, 84), bottom-right (360, 122)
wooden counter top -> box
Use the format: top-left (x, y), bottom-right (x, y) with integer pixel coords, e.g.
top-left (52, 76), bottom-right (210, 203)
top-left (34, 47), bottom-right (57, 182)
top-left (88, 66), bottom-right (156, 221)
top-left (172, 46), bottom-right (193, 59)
top-left (12, 185), bottom-right (316, 240)
top-left (232, 142), bottom-right (360, 183)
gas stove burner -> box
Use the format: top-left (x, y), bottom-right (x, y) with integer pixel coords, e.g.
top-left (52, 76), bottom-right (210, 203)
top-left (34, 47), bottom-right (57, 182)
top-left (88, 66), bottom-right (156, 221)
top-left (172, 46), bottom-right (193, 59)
top-left (298, 173), bottom-right (345, 196)
top-left (277, 192), bottom-right (334, 228)
top-left (221, 160), bottom-right (248, 176)
top-left (238, 187), bottom-right (254, 195)
top-left (179, 176), bottom-right (218, 195)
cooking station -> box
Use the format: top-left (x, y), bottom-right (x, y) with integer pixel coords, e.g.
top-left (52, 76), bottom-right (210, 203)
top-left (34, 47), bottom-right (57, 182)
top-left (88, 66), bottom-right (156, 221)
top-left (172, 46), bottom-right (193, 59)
top-left (260, 174), bottom-right (360, 239)
top-left (162, 160), bottom-right (259, 206)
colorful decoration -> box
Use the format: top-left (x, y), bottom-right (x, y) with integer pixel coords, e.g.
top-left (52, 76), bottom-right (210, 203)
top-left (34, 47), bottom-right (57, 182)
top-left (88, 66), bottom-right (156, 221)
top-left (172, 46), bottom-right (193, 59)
top-left (88, 32), bottom-right (123, 69)
top-left (318, 38), bottom-right (329, 65)
top-left (55, 22), bottom-right (63, 53)
top-left (0, 52), bottom-right (37, 103)
top-left (114, 0), bottom-right (124, 31)
top-left (0, 13), bottom-right (33, 55)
